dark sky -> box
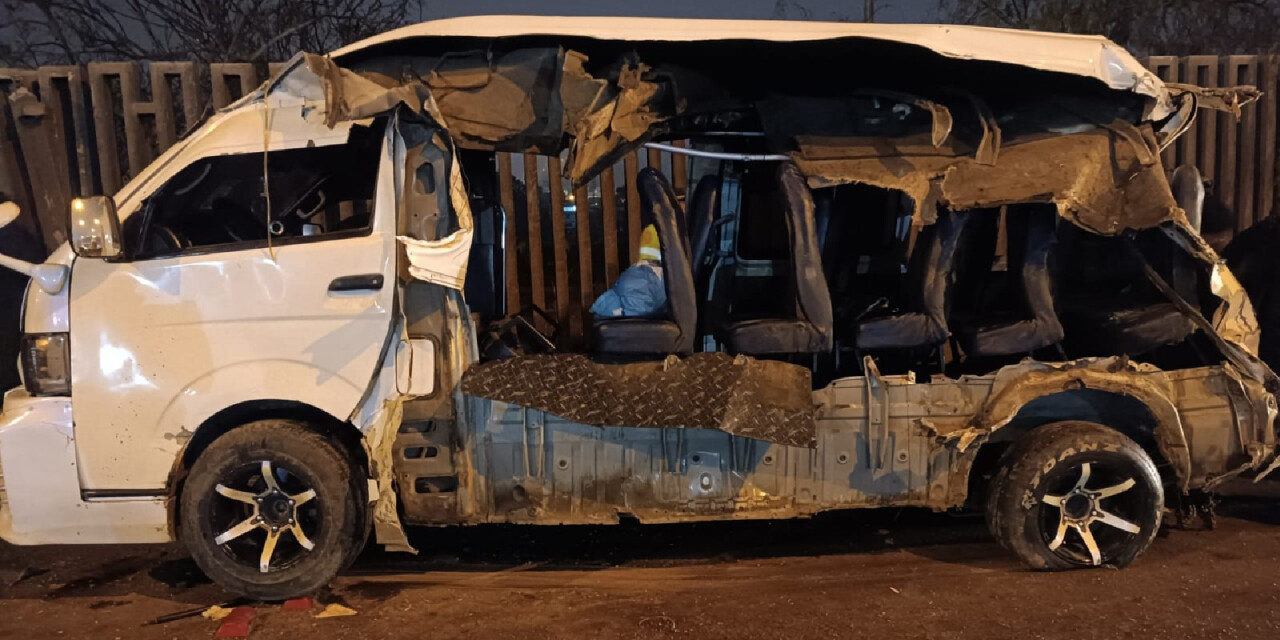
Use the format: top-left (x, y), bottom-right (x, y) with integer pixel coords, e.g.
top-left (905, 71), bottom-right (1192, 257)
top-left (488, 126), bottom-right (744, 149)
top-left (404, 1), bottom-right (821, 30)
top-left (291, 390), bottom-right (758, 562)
top-left (421, 0), bottom-right (940, 23)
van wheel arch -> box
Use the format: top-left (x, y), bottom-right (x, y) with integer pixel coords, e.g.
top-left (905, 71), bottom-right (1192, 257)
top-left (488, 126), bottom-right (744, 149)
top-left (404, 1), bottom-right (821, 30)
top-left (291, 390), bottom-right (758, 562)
top-left (968, 388), bottom-right (1180, 509)
top-left (166, 400), bottom-right (370, 538)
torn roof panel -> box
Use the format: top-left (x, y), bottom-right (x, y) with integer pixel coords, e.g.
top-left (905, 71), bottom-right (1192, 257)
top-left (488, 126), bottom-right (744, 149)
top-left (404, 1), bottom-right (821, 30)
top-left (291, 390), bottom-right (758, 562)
top-left (330, 15), bottom-right (1171, 116)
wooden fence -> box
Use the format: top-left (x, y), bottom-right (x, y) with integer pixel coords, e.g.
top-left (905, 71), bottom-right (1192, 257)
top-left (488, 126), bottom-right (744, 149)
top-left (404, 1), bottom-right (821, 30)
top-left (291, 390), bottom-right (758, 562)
top-left (1, 55), bottom-right (1277, 340)
top-left (1147, 55), bottom-right (1280, 230)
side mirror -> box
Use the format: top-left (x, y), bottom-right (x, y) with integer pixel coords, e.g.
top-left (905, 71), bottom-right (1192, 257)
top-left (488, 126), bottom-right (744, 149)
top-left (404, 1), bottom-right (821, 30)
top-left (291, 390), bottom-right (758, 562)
top-left (69, 196), bottom-right (123, 258)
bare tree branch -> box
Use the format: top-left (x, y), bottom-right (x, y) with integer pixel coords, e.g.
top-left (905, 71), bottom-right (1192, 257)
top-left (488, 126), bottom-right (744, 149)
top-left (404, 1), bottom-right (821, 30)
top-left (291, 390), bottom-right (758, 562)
top-left (0, 0), bottom-right (425, 66)
top-left (938, 0), bottom-right (1280, 55)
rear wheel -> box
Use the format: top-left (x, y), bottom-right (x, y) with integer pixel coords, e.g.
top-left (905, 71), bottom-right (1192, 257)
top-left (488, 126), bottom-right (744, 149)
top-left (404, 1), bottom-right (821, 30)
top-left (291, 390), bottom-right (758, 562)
top-left (988, 421), bottom-right (1163, 570)
top-left (179, 420), bottom-right (366, 600)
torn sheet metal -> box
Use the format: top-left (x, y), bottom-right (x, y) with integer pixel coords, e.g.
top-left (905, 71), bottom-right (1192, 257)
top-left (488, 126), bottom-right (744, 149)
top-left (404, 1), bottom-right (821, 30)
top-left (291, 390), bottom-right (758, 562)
top-left (306, 46), bottom-right (667, 186)
top-left (360, 397), bottom-right (415, 554)
top-left (1136, 222), bottom-right (1276, 392)
top-left (970, 357), bottom-right (1194, 488)
top-left (305, 18), bottom-right (1211, 189)
top-left (460, 352), bottom-right (817, 447)
top-left (799, 122), bottom-right (1178, 234)
top-left (349, 314), bottom-right (417, 553)
top-left (290, 57), bottom-right (478, 289)
top-left (1166, 83), bottom-right (1262, 119)
top-left (345, 47), bottom-right (567, 153)
top-left (390, 110), bottom-right (475, 288)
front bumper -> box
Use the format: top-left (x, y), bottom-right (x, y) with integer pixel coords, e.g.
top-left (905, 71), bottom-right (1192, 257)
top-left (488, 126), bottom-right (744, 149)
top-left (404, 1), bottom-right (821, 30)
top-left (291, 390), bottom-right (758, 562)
top-left (0, 387), bottom-right (170, 545)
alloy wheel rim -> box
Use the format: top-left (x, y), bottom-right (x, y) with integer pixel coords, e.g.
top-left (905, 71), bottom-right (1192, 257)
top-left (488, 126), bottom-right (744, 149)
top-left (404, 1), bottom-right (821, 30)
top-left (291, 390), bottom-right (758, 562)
top-left (1038, 461), bottom-right (1144, 566)
top-left (209, 460), bottom-right (321, 573)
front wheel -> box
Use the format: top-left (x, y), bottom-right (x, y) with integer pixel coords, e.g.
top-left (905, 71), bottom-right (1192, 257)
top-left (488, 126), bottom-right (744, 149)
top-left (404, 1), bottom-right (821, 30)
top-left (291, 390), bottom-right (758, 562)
top-left (988, 421), bottom-right (1164, 570)
top-left (179, 420), bottom-right (366, 600)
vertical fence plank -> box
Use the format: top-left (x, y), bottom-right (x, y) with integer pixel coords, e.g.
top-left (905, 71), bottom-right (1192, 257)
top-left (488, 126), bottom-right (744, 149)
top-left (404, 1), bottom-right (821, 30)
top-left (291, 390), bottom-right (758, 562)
top-left (147, 62), bottom-right (201, 148)
top-left (497, 153), bottom-right (520, 314)
top-left (574, 182), bottom-right (594, 333)
top-left (87, 62), bottom-right (138, 193)
top-left (210, 63), bottom-right (260, 109)
top-left (1222, 58), bottom-right (1244, 222)
top-left (1176, 57), bottom-right (1199, 171)
top-left (600, 165), bottom-right (620, 285)
top-left (5, 74), bottom-right (74, 250)
top-left (0, 74), bottom-right (37, 238)
top-left (40, 66), bottom-right (95, 197)
top-left (523, 153), bottom-right (546, 314)
top-left (1186, 56), bottom-right (1220, 182)
top-left (624, 151), bottom-right (641, 264)
top-left (547, 155), bottom-right (572, 332)
top-left (1147, 56), bottom-right (1180, 169)
top-left (1258, 55), bottom-right (1278, 221)
top-left (1234, 56), bottom-right (1260, 230)
top-left (647, 147), bottom-right (662, 173)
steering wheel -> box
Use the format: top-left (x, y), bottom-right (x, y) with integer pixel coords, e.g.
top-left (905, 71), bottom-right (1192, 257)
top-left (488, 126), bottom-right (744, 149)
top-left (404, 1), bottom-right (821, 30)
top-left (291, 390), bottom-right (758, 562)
top-left (171, 162), bottom-right (213, 197)
top-left (145, 223), bottom-right (190, 254)
top-left (209, 197), bottom-right (266, 242)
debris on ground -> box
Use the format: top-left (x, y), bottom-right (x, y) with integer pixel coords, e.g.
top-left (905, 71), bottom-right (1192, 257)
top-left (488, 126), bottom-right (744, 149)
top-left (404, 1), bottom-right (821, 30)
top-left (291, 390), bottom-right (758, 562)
top-left (315, 603), bottom-right (358, 618)
top-left (214, 606), bottom-right (256, 638)
top-left (202, 605), bottom-right (235, 621)
top-left (283, 597), bottom-right (313, 611)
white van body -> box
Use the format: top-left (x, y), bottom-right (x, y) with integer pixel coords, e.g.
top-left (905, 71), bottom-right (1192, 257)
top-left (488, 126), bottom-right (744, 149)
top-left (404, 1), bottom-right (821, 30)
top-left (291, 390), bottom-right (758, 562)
top-left (0, 16), bottom-right (1274, 598)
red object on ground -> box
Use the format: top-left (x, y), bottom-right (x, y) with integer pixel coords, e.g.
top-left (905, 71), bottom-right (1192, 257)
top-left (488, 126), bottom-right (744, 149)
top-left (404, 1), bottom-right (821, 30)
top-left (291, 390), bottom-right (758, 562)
top-left (283, 597), bottom-right (313, 611)
top-left (215, 606), bottom-right (256, 638)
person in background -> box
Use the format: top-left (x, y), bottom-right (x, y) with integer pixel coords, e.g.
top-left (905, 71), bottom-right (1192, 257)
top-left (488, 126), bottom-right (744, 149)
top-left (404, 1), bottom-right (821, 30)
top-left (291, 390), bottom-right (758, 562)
top-left (590, 224), bottom-right (667, 319)
top-left (0, 197), bottom-right (44, 402)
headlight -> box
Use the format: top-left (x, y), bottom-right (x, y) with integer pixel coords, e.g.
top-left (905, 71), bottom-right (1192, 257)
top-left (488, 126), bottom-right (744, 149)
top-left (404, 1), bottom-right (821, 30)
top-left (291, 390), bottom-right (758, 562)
top-left (20, 333), bottom-right (70, 396)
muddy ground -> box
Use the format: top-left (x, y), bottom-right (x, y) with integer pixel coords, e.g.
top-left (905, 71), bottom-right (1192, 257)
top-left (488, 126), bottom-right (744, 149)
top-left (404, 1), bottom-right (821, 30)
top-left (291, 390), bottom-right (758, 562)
top-left (2, 499), bottom-right (1279, 640)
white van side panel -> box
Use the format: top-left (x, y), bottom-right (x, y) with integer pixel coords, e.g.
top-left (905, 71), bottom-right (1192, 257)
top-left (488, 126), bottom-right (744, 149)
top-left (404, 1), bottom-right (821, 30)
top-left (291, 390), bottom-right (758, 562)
top-left (67, 111), bottom-right (398, 491)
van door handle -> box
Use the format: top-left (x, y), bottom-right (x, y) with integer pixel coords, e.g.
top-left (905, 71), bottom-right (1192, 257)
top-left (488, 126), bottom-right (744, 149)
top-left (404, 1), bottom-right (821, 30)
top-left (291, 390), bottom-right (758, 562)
top-left (328, 274), bottom-right (384, 292)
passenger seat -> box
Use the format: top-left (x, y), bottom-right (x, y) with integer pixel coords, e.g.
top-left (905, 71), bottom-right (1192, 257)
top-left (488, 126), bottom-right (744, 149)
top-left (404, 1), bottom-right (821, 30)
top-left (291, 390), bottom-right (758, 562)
top-left (855, 208), bottom-right (970, 351)
top-left (1056, 227), bottom-right (1196, 357)
top-left (591, 169), bottom-right (698, 355)
top-left (954, 205), bottom-right (1064, 357)
top-left (722, 162), bottom-right (833, 355)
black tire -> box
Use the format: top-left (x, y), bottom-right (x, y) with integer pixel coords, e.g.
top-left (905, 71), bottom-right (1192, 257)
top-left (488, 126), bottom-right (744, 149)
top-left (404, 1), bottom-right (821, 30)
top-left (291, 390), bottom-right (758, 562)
top-left (179, 420), bottom-right (366, 600)
top-left (989, 421), bottom-right (1163, 570)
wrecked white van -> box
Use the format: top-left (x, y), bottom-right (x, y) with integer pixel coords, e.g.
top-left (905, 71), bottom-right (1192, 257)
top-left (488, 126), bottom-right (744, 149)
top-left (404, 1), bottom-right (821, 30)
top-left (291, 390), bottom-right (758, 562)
top-left (1, 16), bottom-right (1277, 599)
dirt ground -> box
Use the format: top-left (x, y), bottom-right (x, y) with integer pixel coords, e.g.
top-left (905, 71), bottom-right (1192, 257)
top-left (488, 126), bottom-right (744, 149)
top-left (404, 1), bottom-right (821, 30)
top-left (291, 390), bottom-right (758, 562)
top-left (2, 499), bottom-right (1280, 640)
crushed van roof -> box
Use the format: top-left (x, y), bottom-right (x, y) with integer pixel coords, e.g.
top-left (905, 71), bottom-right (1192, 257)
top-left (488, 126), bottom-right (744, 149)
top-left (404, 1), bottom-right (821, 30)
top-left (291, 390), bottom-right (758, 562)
top-left (330, 15), bottom-right (1167, 111)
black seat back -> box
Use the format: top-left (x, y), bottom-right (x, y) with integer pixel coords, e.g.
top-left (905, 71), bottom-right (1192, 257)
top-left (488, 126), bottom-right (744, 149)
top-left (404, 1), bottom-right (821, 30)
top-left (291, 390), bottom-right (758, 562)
top-left (464, 202), bottom-right (507, 321)
top-left (688, 175), bottom-right (721, 288)
top-left (638, 168), bottom-right (698, 352)
top-left (911, 208), bottom-right (970, 329)
top-left (779, 162), bottom-right (834, 349)
top-left (1013, 205), bottom-right (1062, 334)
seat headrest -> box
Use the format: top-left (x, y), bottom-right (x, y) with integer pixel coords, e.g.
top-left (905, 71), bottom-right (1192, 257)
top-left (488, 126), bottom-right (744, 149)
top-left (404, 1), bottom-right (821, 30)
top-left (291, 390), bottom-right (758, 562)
top-left (1170, 165), bottom-right (1205, 232)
